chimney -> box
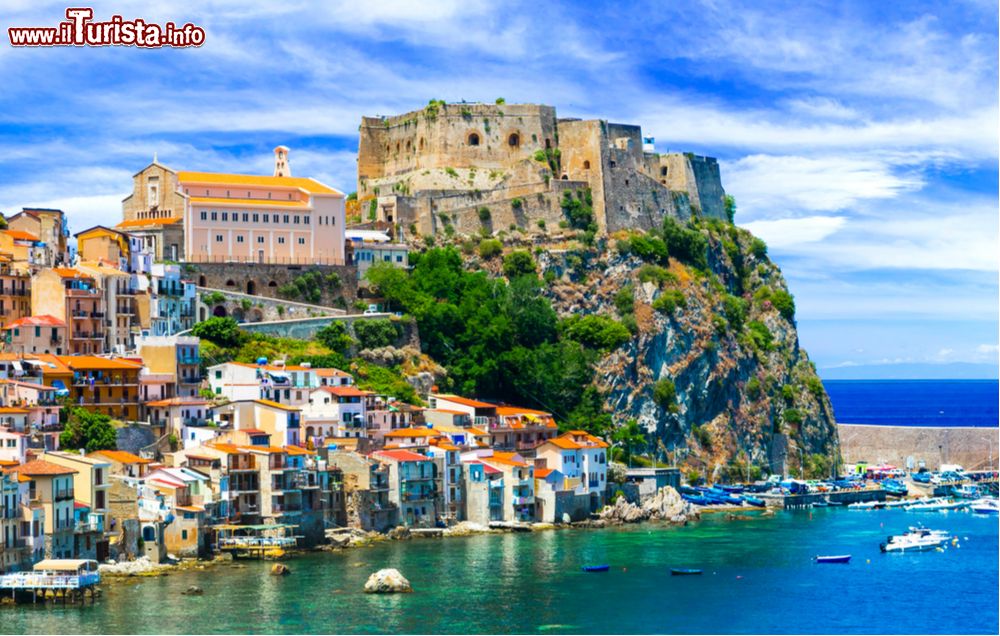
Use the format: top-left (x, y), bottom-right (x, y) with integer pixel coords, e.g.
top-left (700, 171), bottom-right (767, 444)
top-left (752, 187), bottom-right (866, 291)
top-left (273, 146), bottom-right (291, 177)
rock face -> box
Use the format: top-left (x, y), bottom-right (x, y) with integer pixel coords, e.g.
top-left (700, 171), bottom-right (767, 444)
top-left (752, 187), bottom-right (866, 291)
top-left (364, 568), bottom-right (413, 594)
top-left (270, 563), bottom-right (291, 576)
top-left (537, 221), bottom-right (839, 479)
top-left (599, 486), bottom-right (698, 524)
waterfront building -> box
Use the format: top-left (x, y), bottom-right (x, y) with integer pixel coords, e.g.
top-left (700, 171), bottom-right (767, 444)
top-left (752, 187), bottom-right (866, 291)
top-left (372, 449), bottom-right (438, 527)
top-left (144, 466), bottom-right (214, 558)
top-left (14, 459), bottom-right (78, 559)
top-left (461, 460), bottom-right (505, 524)
top-left (243, 446), bottom-right (306, 530)
top-left (0, 471), bottom-right (30, 572)
top-left (534, 430), bottom-right (609, 512)
top-left (427, 439), bottom-right (463, 523)
top-left (3, 315), bottom-right (67, 356)
top-left (326, 450), bottom-right (398, 531)
top-left (31, 268), bottom-right (105, 355)
top-left (40, 452), bottom-right (112, 552)
top-left (476, 451), bottom-right (535, 522)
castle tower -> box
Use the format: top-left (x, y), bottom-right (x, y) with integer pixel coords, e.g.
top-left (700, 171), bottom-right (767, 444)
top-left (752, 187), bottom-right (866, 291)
top-left (273, 145), bottom-right (291, 177)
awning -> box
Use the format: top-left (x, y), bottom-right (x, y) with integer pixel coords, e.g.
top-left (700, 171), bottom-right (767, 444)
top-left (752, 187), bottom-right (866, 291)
top-left (268, 371), bottom-right (290, 383)
top-left (11, 361), bottom-right (23, 373)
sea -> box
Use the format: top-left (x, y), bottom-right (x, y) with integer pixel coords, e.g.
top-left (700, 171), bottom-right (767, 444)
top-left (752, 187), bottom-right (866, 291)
top-left (3, 510), bottom-right (997, 634)
top-left (824, 379), bottom-right (999, 427)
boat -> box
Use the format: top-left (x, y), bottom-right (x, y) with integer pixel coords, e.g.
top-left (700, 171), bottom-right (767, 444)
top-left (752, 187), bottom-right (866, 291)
top-left (951, 485), bottom-right (982, 499)
top-left (715, 484), bottom-right (745, 494)
top-left (906, 499), bottom-right (969, 512)
top-left (826, 499), bottom-right (846, 506)
top-left (970, 498), bottom-right (999, 515)
top-left (815, 555), bottom-right (851, 564)
top-left (742, 495), bottom-right (766, 507)
top-left (882, 498), bottom-right (910, 508)
top-left (682, 494), bottom-right (711, 506)
top-left (847, 500), bottom-right (883, 510)
top-left (881, 528), bottom-right (948, 553)
top-left (882, 479), bottom-right (908, 497)
top-left (698, 487), bottom-right (743, 506)
top-left (582, 565), bottom-right (610, 572)
top-left (812, 500), bottom-right (829, 508)
top-left (670, 568), bottom-right (703, 575)
top-left (679, 486), bottom-right (702, 496)
top-left (911, 472), bottom-right (932, 484)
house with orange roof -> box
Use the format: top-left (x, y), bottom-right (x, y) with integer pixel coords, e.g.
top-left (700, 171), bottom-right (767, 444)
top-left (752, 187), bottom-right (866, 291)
top-left (0, 258), bottom-right (31, 328)
top-left (428, 394), bottom-right (498, 428)
top-left (302, 385), bottom-right (372, 441)
top-left (31, 268), bottom-right (106, 354)
top-left (461, 460), bottom-right (505, 524)
top-left (207, 360), bottom-right (337, 405)
top-left (372, 449), bottom-right (439, 527)
top-left (3, 314), bottom-right (67, 356)
top-left (144, 466), bottom-right (215, 557)
top-left (144, 396), bottom-right (215, 447)
top-left (0, 378), bottom-right (61, 433)
top-left (212, 399), bottom-right (302, 447)
top-left (88, 449), bottom-right (153, 480)
top-left (364, 399), bottom-right (423, 441)
top-left (490, 405), bottom-right (559, 455)
top-left (41, 451), bottom-right (113, 552)
top-left (0, 424), bottom-right (29, 464)
top-left (5, 208), bottom-right (69, 267)
top-left (426, 438), bottom-right (463, 522)
top-left (534, 430), bottom-right (609, 512)
top-left (13, 459), bottom-right (79, 559)
top-left (473, 451), bottom-right (536, 522)
top-left (55, 355), bottom-right (143, 421)
top-left (326, 450), bottom-right (398, 531)
top-left (0, 228), bottom-right (44, 271)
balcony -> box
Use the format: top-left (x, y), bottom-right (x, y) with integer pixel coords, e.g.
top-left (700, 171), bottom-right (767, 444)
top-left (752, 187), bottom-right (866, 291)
top-left (74, 521), bottom-right (101, 534)
top-left (513, 496), bottom-right (534, 505)
top-left (271, 503), bottom-right (302, 513)
top-left (54, 488), bottom-right (75, 501)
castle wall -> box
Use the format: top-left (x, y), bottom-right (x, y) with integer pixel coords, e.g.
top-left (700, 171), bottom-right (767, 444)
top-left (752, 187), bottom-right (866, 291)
top-left (688, 156), bottom-right (727, 219)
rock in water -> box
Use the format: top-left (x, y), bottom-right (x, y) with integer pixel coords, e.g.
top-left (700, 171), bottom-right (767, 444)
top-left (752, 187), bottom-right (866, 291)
top-left (364, 568), bottom-right (412, 594)
top-left (182, 585), bottom-right (203, 595)
top-left (387, 525), bottom-right (411, 540)
top-left (270, 563), bottom-right (291, 576)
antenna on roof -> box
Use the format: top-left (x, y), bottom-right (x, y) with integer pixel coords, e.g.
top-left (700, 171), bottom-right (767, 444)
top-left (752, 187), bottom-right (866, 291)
top-left (153, 152), bottom-right (158, 163)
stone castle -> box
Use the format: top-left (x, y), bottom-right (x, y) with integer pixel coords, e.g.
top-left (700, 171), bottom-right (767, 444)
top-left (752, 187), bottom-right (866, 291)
top-left (357, 102), bottom-right (727, 238)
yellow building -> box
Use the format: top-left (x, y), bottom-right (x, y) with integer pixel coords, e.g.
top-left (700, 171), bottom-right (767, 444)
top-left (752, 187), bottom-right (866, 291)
top-left (74, 226), bottom-right (130, 264)
top-left (40, 452), bottom-right (112, 536)
top-left (14, 459), bottom-right (78, 559)
top-left (0, 258), bottom-right (31, 329)
top-left (5, 208), bottom-right (68, 267)
top-left (55, 355), bottom-right (143, 421)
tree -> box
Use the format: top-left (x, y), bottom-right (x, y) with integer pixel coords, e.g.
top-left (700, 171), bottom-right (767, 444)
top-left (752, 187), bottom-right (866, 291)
top-left (502, 250), bottom-right (536, 278)
top-left (191, 317), bottom-right (244, 348)
top-left (560, 315), bottom-right (631, 351)
top-left (770, 290), bottom-right (796, 322)
top-left (724, 194), bottom-right (737, 223)
top-left (662, 217), bottom-right (708, 270)
top-left (315, 321), bottom-right (353, 354)
top-left (354, 319), bottom-right (400, 349)
top-left (478, 238), bottom-right (503, 260)
top-left (653, 379), bottom-right (679, 413)
top-left (613, 418), bottom-right (647, 466)
top-left (59, 408), bottom-right (117, 453)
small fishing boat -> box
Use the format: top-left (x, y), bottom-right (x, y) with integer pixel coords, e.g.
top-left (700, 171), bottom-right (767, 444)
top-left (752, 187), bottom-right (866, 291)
top-left (815, 555), bottom-right (851, 564)
top-left (682, 494), bottom-right (711, 506)
top-left (970, 498), bottom-right (999, 515)
top-left (716, 484), bottom-right (745, 494)
top-left (881, 528), bottom-right (948, 553)
top-left (670, 568), bottom-right (703, 575)
top-left (910, 472), bottom-right (932, 484)
top-left (812, 500), bottom-right (829, 508)
top-left (826, 500), bottom-right (846, 506)
top-left (847, 500), bottom-right (882, 510)
top-left (882, 479), bottom-right (908, 497)
top-left (582, 565), bottom-right (610, 572)
top-left (742, 495), bottom-right (766, 507)
top-left (679, 486), bottom-right (702, 496)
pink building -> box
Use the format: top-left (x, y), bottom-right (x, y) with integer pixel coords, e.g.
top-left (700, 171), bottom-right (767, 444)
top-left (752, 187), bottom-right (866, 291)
top-left (180, 147), bottom-right (346, 265)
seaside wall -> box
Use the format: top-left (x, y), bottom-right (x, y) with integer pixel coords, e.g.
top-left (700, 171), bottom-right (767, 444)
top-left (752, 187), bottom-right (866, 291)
top-left (838, 424), bottom-right (998, 471)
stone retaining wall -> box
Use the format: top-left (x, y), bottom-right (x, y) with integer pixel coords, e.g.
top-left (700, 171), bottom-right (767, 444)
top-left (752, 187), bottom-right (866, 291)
top-left (838, 423), bottom-right (998, 471)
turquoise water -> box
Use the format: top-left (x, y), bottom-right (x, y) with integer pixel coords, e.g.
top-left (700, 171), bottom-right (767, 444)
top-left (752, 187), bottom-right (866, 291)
top-left (3, 509), bottom-right (997, 634)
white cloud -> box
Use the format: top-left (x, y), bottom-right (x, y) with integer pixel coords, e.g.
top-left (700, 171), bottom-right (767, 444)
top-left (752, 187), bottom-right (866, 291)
top-left (741, 216), bottom-right (846, 248)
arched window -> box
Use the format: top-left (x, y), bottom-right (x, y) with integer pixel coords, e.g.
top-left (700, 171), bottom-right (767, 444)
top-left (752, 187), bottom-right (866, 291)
top-left (419, 138), bottom-right (425, 150)
top-left (268, 280), bottom-right (278, 287)
top-left (225, 279), bottom-right (235, 287)
top-left (246, 281), bottom-right (256, 295)
top-left (660, 166), bottom-right (668, 176)
top-left (198, 275), bottom-right (206, 287)
top-left (561, 174), bottom-right (569, 180)
top-left (508, 133), bottom-right (520, 147)
top-left (583, 160), bottom-right (591, 170)
top-left (396, 142), bottom-right (401, 152)
top-left (406, 140), bottom-right (411, 151)
top-left (468, 133), bottom-right (480, 146)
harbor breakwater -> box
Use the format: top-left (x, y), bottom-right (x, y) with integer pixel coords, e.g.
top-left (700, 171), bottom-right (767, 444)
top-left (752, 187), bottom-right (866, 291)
top-left (838, 423), bottom-right (998, 471)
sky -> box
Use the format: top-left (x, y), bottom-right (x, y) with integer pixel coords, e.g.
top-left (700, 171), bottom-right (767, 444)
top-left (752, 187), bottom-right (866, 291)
top-left (0, 1), bottom-right (997, 378)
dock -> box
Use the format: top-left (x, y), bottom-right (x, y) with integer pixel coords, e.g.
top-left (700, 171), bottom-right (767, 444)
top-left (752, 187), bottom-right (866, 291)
top-left (213, 523), bottom-right (299, 559)
top-left (759, 488), bottom-right (887, 510)
top-left (0, 559), bottom-right (100, 605)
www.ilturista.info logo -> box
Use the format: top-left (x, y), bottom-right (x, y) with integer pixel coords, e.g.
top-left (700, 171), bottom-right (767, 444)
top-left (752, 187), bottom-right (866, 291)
top-left (8, 8), bottom-right (205, 48)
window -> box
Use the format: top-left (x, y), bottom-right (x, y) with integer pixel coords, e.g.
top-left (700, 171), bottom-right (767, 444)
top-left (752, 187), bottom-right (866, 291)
top-left (243, 213), bottom-right (249, 222)
top-left (304, 215), bottom-right (310, 224)
top-left (215, 235), bottom-right (223, 242)
top-left (222, 212), bottom-right (228, 221)
top-left (330, 216), bottom-right (335, 226)
top-left (283, 215), bottom-right (289, 223)
top-left (236, 235), bottom-right (245, 243)
top-left (252, 214), bottom-right (259, 222)
top-left (293, 215), bottom-right (300, 224)
top-left (508, 133), bottom-right (520, 147)
top-left (278, 237), bottom-right (286, 244)
top-left (257, 236), bottom-right (264, 244)
top-left (263, 214), bottom-right (269, 223)
top-left (210, 212), bottom-right (218, 221)
top-left (583, 160), bottom-right (591, 170)
top-left (200, 211), bottom-right (207, 221)
top-left (34, 326), bottom-right (40, 337)
top-left (297, 237), bottom-right (305, 245)
top-left (660, 166), bottom-right (668, 176)
top-left (468, 132), bottom-right (480, 146)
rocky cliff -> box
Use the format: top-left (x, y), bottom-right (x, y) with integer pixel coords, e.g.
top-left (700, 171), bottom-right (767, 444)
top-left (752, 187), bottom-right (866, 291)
top-left (531, 219), bottom-right (839, 481)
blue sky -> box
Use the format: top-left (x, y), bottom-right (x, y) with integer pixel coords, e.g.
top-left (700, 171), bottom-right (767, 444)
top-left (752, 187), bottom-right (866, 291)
top-left (0, 1), bottom-right (997, 377)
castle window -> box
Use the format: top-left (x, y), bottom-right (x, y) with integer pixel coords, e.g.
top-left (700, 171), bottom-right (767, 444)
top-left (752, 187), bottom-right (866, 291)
top-left (468, 133), bottom-right (480, 146)
top-left (625, 179), bottom-right (629, 186)
top-left (419, 138), bottom-right (425, 150)
top-left (660, 166), bottom-right (668, 176)
top-left (225, 280), bottom-right (235, 286)
top-left (562, 174), bottom-right (568, 180)
top-left (583, 160), bottom-right (591, 170)
top-left (396, 142), bottom-right (401, 153)
top-left (508, 133), bottom-right (520, 147)
top-left (545, 138), bottom-right (551, 149)
top-left (406, 140), bottom-right (411, 151)
top-left (278, 237), bottom-right (286, 244)
top-left (386, 144), bottom-right (390, 152)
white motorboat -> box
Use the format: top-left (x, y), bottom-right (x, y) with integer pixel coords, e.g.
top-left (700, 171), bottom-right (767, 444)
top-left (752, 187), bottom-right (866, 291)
top-left (970, 498), bottom-right (999, 515)
top-left (847, 500), bottom-right (883, 510)
top-left (880, 528), bottom-right (948, 553)
top-left (906, 499), bottom-right (969, 512)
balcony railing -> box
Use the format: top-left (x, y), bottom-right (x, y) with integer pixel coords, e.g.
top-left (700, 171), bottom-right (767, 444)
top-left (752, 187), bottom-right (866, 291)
top-left (54, 488), bottom-right (75, 501)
